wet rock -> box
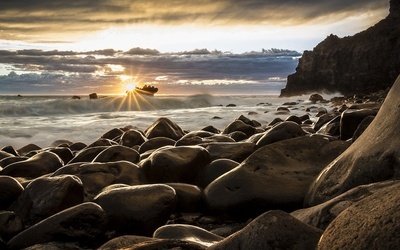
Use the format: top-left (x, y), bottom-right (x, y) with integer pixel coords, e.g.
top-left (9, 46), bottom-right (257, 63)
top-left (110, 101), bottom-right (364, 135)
top-left (268, 117), bottom-right (283, 126)
top-left (0, 176), bottom-right (24, 210)
top-left (46, 147), bottom-right (74, 164)
top-left (0, 211), bottom-right (23, 240)
top-left (94, 184), bottom-right (176, 235)
top-left (138, 137), bottom-right (176, 154)
top-left (228, 131), bottom-right (248, 142)
top-left (340, 106), bottom-right (379, 140)
top-left (154, 224), bottom-right (223, 247)
top-left (208, 210), bottom-right (322, 250)
top-left (222, 120), bottom-right (256, 137)
top-left (68, 146), bottom-right (108, 164)
top-left (145, 117), bottom-right (185, 140)
top-left (1, 152), bottom-right (63, 178)
top-left (352, 115), bottom-right (375, 141)
top-left (256, 121), bottom-right (306, 148)
top-left (87, 138), bottom-right (117, 148)
top-left (101, 127), bottom-right (124, 140)
top-left (10, 175), bottom-right (84, 226)
top-left (306, 76), bottom-right (400, 206)
top-left (175, 132), bottom-right (234, 146)
top-left (226, 104), bottom-right (236, 107)
top-left (200, 142), bottom-right (256, 162)
top-left (313, 113), bottom-right (339, 131)
top-left (201, 125), bottom-right (220, 134)
top-left (53, 161), bottom-right (146, 200)
top-left (292, 180), bottom-right (400, 230)
top-left (194, 159), bottom-right (239, 188)
top-left (92, 145), bottom-right (140, 163)
top-left (89, 93), bottom-right (98, 99)
top-left (316, 115), bottom-right (341, 137)
top-left (285, 115), bottom-right (302, 125)
top-left (318, 182), bottom-right (400, 250)
top-left (99, 235), bottom-right (154, 250)
top-left (69, 142), bottom-right (87, 152)
top-left (7, 202), bottom-right (107, 250)
top-left (165, 183), bottom-right (203, 213)
top-left (120, 129), bottom-right (147, 147)
top-left (309, 93), bottom-right (324, 103)
top-left (139, 146), bottom-right (211, 184)
top-left (204, 135), bottom-right (349, 217)
top-left (1, 146), bottom-right (18, 156)
top-left (17, 144), bottom-right (41, 156)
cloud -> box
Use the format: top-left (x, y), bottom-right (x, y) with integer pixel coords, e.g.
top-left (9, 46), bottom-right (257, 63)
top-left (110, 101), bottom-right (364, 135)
top-left (0, 47), bottom-right (300, 94)
top-left (0, 0), bottom-right (388, 41)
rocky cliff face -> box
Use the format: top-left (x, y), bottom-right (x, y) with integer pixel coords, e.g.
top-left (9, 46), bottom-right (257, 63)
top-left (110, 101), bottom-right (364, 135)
top-left (280, 0), bottom-right (400, 97)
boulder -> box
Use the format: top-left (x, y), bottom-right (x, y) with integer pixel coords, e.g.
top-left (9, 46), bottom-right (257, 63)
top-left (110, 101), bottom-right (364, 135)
top-left (0, 211), bottom-right (23, 241)
top-left (144, 117), bottom-right (185, 140)
top-left (89, 93), bottom-right (98, 99)
top-left (101, 127), bottom-right (124, 140)
top-left (139, 146), bottom-right (211, 184)
top-left (256, 121), bottom-right (306, 148)
top-left (222, 120), bottom-right (256, 137)
top-left (199, 142), bottom-right (256, 162)
top-left (67, 146), bottom-right (108, 164)
top-left (352, 115), bottom-right (375, 141)
top-left (7, 202), bottom-right (107, 249)
top-left (92, 145), bottom-right (140, 163)
top-left (10, 175), bottom-right (84, 226)
top-left (164, 183), bottom-right (203, 213)
top-left (120, 129), bottom-right (147, 147)
top-left (340, 106), bottom-right (379, 140)
top-left (208, 210), bottom-right (322, 250)
top-left (138, 137), bottom-right (176, 154)
top-left (306, 75), bottom-right (400, 206)
top-left (99, 235), bottom-right (154, 250)
top-left (194, 159), bottom-right (239, 188)
top-left (204, 135), bottom-right (349, 217)
top-left (318, 182), bottom-right (400, 249)
top-left (0, 176), bottom-right (24, 210)
top-left (94, 184), bottom-right (176, 235)
top-left (309, 93), bottom-right (324, 103)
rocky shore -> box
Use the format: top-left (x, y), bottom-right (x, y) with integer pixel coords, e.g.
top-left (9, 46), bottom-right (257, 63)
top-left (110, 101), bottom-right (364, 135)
top-left (1, 77), bottom-right (399, 249)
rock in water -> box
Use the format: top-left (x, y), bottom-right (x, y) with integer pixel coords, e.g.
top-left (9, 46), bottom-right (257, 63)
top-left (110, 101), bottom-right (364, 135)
top-left (7, 202), bottom-right (107, 249)
top-left (280, 0), bottom-right (400, 96)
top-left (89, 93), bottom-right (98, 99)
top-left (208, 210), bottom-right (322, 250)
top-left (204, 135), bottom-right (349, 217)
top-left (93, 184), bottom-right (176, 235)
top-left (306, 75), bottom-right (400, 206)
top-left (318, 182), bottom-right (400, 249)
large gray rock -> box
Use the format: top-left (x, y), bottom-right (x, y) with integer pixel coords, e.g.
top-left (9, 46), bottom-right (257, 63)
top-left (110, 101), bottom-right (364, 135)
top-left (306, 75), bottom-right (400, 206)
top-left (94, 184), bottom-right (177, 235)
top-left (208, 210), bottom-right (322, 250)
top-left (7, 202), bottom-right (107, 249)
top-left (318, 182), bottom-right (400, 249)
top-left (204, 135), bottom-right (349, 217)
top-left (292, 180), bottom-right (400, 230)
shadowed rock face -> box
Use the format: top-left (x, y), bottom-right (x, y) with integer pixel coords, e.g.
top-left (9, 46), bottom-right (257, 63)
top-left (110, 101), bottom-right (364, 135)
top-left (280, 0), bottom-right (400, 97)
top-left (306, 74), bottom-right (400, 206)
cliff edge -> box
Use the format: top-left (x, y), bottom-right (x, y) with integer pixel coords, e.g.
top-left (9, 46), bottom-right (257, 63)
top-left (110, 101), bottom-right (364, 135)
top-left (280, 0), bottom-right (400, 97)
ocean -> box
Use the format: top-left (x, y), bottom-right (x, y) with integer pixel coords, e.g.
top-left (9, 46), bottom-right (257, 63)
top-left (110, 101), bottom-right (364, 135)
top-left (0, 94), bottom-right (333, 149)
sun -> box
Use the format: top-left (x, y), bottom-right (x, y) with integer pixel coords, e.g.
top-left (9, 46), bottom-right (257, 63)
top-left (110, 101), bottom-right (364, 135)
top-left (124, 82), bottom-right (136, 92)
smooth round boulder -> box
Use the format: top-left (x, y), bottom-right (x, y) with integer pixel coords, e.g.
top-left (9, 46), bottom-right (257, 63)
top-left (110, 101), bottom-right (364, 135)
top-left (0, 156), bottom-right (27, 168)
top-left (138, 137), bottom-right (176, 154)
top-left (94, 184), bottom-right (177, 235)
top-left (0, 211), bottom-right (23, 240)
top-left (7, 202), bottom-right (107, 250)
top-left (165, 183), bottom-right (203, 213)
top-left (120, 129), bottom-right (147, 147)
top-left (208, 210), bottom-right (322, 250)
top-left (10, 175), bottom-right (84, 226)
top-left (222, 120), bottom-right (256, 137)
top-left (228, 131), bottom-right (248, 142)
top-left (99, 235), bottom-right (154, 250)
top-left (46, 147), bottom-right (74, 164)
top-left (352, 115), bottom-right (375, 141)
top-left (318, 182), bottom-right (400, 249)
top-left (309, 93), bottom-right (324, 103)
top-left (199, 142), bottom-right (256, 162)
top-left (306, 75), bottom-right (400, 206)
top-left (0, 151), bottom-right (63, 178)
top-left (194, 159), bottom-right (239, 188)
top-left (202, 125), bottom-right (220, 134)
top-left (101, 127), bottom-right (124, 140)
top-left (52, 161), bottom-right (147, 200)
top-left (1, 146), bottom-right (19, 156)
top-left (139, 146), bottom-right (211, 184)
top-left (340, 107), bottom-right (379, 140)
top-left (17, 144), bottom-right (41, 156)
top-left (204, 135), bottom-right (350, 217)
top-left (144, 117), bottom-right (185, 140)
top-left (0, 151), bottom-right (15, 160)
top-left (92, 145), bottom-right (140, 163)
top-left (154, 224), bottom-right (223, 247)
top-left (0, 176), bottom-right (24, 210)
top-left (86, 138), bottom-right (118, 148)
top-left (292, 180), bottom-right (400, 230)
top-left (67, 146), bottom-right (108, 164)
top-left (256, 121), bottom-right (306, 148)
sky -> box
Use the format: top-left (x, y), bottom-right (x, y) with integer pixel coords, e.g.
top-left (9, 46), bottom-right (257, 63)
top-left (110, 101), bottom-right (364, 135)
top-left (0, 0), bottom-right (389, 95)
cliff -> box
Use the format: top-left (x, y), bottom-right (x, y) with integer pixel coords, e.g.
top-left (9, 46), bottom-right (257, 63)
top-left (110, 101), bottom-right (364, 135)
top-left (280, 0), bottom-right (400, 97)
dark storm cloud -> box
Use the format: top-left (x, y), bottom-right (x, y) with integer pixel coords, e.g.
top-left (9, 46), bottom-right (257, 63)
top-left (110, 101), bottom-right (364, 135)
top-left (0, 48), bottom-right (300, 94)
top-left (0, 0), bottom-right (388, 40)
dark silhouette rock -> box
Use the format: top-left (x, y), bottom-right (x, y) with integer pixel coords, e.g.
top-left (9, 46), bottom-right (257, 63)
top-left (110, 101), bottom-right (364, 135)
top-left (0, 211), bottom-right (23, 240)
top-left (1, 146), bottom-right (18, 156)
top-left (0, 176), bottom-right (24, 210)
top-left (17, 144), bottom-right (41, 156)
top-left (98, 235), bottom-right (154, 250)
top-left (101, 127), bottom-right (124, 141)
top-left (7, 202), bottom-right (107, 249)
top-left (256, 121), bottom-right (306, 148)
top-left (340, 105), bottom-right (379, 140)
top-left (352, 115), bottom-right (375, 141)
top-left (94, 184), bottom-right (176, 235)
top-left (318, 182), bottom-right (400, 250)
top-left (10, 175), bottom-right (84, 226)
top-left (204, 135), bottom-right (350, 217)
top-left (222, 120), bottom-right (256, 137)
top-left (208, 210), bottom-right (322, 250)
top-left (281, 0), bottom-right (400, 96)
top-left (194, 159), bottom-right (239, 188)
top-left (306, 75), bottom-right (400, 206)
top-left (68, 146), bottom-right (108, 164)
top-left (138, 137), bottom-right (176, 154)
top-left (199, 142), bottom-right (256, 162)
top-left (89, 93), bottom-right (98, 99)
top-left (164, 183), bottom-right (203, 213)
top-left (46, 147), bottom-right (74, 164)
top-left (120, 129), bottom-right (147, 147)
top-left (145, 117), bottom-right (185, 140)
top-left (139, 145), bottom-right (211, 184)
top-left (92, 145), bottom-right (140, 163)
top-left (309, 93), bottom-right (324, 103)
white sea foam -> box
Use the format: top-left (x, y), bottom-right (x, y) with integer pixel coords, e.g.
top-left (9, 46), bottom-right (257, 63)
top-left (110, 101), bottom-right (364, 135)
top-left (0, 94), bottom-right (336, 149)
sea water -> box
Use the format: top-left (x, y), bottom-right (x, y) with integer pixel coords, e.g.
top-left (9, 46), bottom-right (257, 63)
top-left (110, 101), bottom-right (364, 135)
top-left (0, 94), bottom-right (334, 149)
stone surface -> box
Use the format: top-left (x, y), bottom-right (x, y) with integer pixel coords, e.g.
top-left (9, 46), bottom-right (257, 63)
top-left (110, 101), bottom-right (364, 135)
top-left (68, 146), bottom-right (108, 164)
top-left (92, 145), bottom-right (140, 163)
top-left (256, 121), bottom-right (306, 147)
top-left (199, 142), bottom-right (256, 162)
top-left (306, 75), bottom-right (400, 206)
top-left (204, 135), bottom-right (349, 217)
top-left (340, 106), bottom-right (379, 140)
top-left (99, 235), bottom-right (154, 250)
top-left (318, 182), bottom-right (400, 250)
top-left (10, 175), bottom-right (84, 226)
top-left (0, 211), bottom-right (23, 240)
top-left (138, 137), bottom-right (176, 154)
top-left (94, 184), bottom-right (176, 235)
top-left (194, 159), bottom-right (239, 188)
top-left (120, 129), bottom-right (147, 147)
top-left (208, 210), bottom-right (322, 250)
top-left (222, 120), bottom-right (256, 137)
top-left (164, 183), bottom-right (203, 213)
top-left (7, 202), bottom-right (107, 249)
top-left (144, 117), bottom-right (185, 140)
top-left (0, 176), bottom-right (24, 210)
top-left (139, 145), bottom-right (211, 184)
top-left (154, 224), bottom-right (223, 247)
top-left (280, 0), bottom-right (400, 96)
